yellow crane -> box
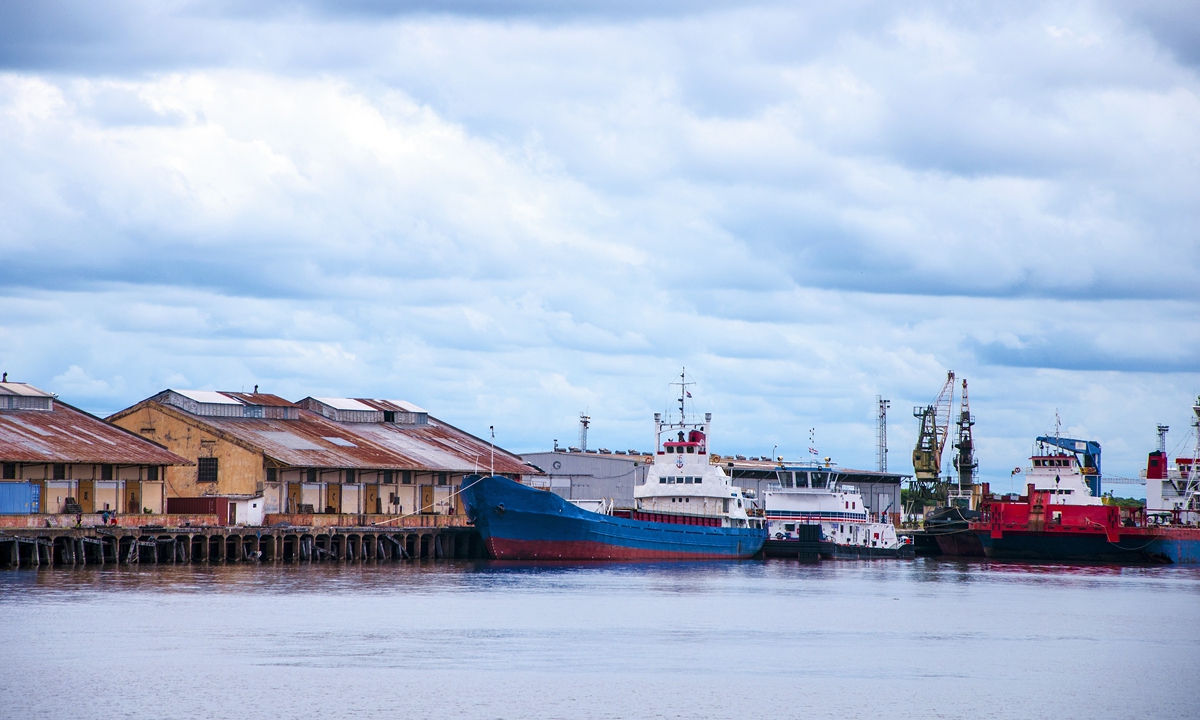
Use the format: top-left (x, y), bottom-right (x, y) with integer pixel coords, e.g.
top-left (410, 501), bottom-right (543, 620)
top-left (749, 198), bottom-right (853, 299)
top-left (908, 371), bottom-right (956, 512)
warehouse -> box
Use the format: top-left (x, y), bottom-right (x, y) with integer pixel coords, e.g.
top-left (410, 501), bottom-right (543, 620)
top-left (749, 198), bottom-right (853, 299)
top-left (109, 389), bottom-right (535, 520)
top-left (0, 381), bottom-right (189, 515)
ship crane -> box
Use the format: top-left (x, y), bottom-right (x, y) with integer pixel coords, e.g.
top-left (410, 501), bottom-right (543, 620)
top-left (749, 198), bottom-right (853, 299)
top-left (1034, 435), bottom-right (1102, 497)
top-left (907, 372), bottom-right (955, 511)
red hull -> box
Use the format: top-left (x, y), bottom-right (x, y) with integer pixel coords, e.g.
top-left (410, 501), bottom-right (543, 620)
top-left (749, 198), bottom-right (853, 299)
top-left (486, 537), bottom-right (752, 561)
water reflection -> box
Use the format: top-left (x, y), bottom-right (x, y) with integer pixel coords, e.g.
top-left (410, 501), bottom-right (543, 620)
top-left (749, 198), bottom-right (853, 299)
top-left (1, 560), bottom-right (1197, 719)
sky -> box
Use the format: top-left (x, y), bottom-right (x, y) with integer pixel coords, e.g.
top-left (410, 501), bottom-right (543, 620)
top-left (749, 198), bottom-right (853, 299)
top-left (1, 0), bottom-right (1198, 493)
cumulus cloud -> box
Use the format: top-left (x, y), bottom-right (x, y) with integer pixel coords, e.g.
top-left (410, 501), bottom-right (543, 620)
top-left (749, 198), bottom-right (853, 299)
top-left (0, 1), bottom-right (1197, 490)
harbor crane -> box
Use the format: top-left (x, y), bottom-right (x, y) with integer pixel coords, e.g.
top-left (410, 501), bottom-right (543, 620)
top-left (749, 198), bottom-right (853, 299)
top-left (907, 371), bottom-right (956, 515)
top-left (952, 379), bottom-right (977, 489)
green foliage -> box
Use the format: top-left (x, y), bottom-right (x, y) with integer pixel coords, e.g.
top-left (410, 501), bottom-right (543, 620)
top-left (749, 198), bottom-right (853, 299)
top-left (1102, 495), bottom-right (1145, 508)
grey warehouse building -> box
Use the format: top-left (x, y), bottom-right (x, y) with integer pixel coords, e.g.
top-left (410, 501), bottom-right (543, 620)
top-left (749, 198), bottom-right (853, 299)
top-left (521, 448), bottom-right (906, 524)
top-left (520, 450), bottom-right (650, 508)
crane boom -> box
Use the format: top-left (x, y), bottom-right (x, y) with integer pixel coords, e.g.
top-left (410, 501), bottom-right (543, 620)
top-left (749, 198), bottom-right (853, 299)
top-left (912, 371), bottom-right (956, 483)
top-left (1035, 435), bottom-right (1101, 495)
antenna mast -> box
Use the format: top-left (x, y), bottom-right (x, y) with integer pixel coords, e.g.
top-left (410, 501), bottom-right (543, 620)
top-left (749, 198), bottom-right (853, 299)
top-left (877, 396), bottom-right (890, 472)
top-left (670, 368), bottom-right (695, 423)
top-left (578, 412), bottom-right (591, 452)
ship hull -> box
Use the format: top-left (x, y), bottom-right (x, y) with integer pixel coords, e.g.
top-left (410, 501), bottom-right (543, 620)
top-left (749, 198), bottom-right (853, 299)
top-left (1146, 527), bottom-right (1200, 564)
top-left (933, 530), bottom-right (985, 557)
top-left (818, 541), bottom-right (915, 559)
top-left (924, 506), bottom-right (985, 557)
top-left (975, 530), bottom-right (1167, 563)
top-left (460, 475), bottom-right (765, 561)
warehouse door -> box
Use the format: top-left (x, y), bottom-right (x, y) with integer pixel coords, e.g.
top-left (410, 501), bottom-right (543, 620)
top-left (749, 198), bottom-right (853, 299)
top-left (77, 479), bottom-right (94, 513)
top-left (325, 483), bottom-right (342, 514)
top-left (287, 483), bottom-right (302, 513)
top-left (420, 485), bottom-right (434, 514)
top-left (128, 484), bottom-right (141, 515)
top-left (365, 485), bottom-right (380, 515)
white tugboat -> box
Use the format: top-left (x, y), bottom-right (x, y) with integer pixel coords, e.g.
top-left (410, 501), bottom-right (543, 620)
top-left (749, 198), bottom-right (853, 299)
top-left (763, 461), bottom-right (912, 558)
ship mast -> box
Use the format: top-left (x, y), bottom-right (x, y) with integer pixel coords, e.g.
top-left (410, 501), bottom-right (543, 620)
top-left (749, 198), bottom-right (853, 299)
top-left (671, 368), bottom-right (695, 424)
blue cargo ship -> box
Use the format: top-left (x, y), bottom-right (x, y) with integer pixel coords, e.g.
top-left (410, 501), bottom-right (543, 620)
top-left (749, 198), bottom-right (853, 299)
top-left (460, 373), bottom-right (765, 560)
top-left (460, 475), bottom-right (765, 560)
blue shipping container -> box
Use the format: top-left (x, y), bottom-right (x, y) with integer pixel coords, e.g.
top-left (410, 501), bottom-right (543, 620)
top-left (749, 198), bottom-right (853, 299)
top-left (0, 482), bottom-right (40, 514)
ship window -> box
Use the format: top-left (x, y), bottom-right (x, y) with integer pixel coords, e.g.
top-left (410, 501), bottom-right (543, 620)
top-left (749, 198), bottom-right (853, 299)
top-left (659, 477), bottom-right (666, 484)
top-left (666, 446), bottom-right (674, 453)
top-left (686, 446), bottom-right (695, 453)
top-left (1034, 460), bottom-right (1041, 466)
top-left (684, 477), bottom-right (692, 484)
top-left (694, 476), bottom-right (701, 484)
top-left (685, 498), bottom-right (690, 502)
top-left (785, 524), bottom-right (795, 531)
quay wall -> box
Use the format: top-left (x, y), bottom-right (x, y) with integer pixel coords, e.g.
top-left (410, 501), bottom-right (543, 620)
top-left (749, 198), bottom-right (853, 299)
top-left (0, 513), bottom-right (219, 528)
top-left (1, 524), bottom-right (484, 569)
top-left (264, 513), bottom-right (469, 528)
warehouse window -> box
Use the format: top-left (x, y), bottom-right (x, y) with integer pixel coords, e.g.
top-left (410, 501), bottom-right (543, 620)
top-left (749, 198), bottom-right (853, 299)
top-left (383, 469), bottom-right (394, 484)
top-left (345, 469), bottom-right (356, 483)
top-left (2, 463), bottom-right (14, 479)
top-left (53, 464), bottom-right (66, 480)
top-left (266, 468), bottom-right (276, 483)
top-left (147, 466), bottom-right (159, 481)
top-left (402, 470), bottom-right (412, 485)
top-left (307, 468), bottom-right (318, 483)
top-left (437, 472), bottom-right (447, 486)
top-left (383, 411), bottom-right (395, 423)
top-left (198, 457), bottom-right (219, 483)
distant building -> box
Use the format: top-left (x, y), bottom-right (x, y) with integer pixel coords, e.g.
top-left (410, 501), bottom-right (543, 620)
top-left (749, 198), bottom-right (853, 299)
top-left (520, 449), bottom-right (651, 508)
top-left (108, 390), bottom-right (535, 518)
top-left (521, 445), bottom-right (906, 523)
top-left (0, 381), bottom-right (189, 515)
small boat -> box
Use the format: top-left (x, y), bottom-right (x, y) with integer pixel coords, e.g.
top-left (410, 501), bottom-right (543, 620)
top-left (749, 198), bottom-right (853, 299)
top-left (460, 374), bottom-right (766, 560)
top-left (763, 462), bottom-right (913, 559)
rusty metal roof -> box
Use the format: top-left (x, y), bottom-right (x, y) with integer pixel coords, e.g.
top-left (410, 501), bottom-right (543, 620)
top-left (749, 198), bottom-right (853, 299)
top-left (220, 392), bottom-right (297, 407)
top-left (0, 401), bottom-right (190, 466)
top-left (113, 398), bottom-right (535, 475)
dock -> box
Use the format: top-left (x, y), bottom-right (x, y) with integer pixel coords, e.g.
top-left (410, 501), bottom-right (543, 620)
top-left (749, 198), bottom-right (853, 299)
top-left (0, 521), bottom-right (484, 568)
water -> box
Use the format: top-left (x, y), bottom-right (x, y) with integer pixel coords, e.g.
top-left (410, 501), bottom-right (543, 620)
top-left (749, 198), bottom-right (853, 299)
top-left (1, 559), bottom-right (1197, 720)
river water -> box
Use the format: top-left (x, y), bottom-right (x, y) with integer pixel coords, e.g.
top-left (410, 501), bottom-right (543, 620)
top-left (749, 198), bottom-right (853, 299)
top-left (1, 559), bottom-right (1196, 720)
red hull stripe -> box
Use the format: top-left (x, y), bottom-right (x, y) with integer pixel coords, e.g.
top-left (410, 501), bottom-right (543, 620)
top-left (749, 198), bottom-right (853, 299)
top-left (486, 537), bottom-right (754, 561)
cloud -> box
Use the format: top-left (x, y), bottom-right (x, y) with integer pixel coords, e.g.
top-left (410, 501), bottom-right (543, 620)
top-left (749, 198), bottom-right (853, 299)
top-left (0, 2), bottom-right (1197, 489)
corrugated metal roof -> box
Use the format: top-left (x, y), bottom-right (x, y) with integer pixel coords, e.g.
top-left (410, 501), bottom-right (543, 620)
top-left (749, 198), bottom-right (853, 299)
top-left (221, 392), bottom-right (297, 407)
top-left (0, 402), bottom-right (189, 465)
top-left (313, 397), bottom-right (374, 412)
top-left (174, 389), bottom-right (241, 405)
top-left (0, 382), bottom-right (56, 398)
top-left (120, 399), bottom-right (534, 475)
top-left (360, 398), bottom-right (428, 414)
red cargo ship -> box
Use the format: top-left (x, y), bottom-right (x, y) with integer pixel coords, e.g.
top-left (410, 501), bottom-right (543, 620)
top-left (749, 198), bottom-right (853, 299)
top-left (971, 485), bottom-right (1165, 562)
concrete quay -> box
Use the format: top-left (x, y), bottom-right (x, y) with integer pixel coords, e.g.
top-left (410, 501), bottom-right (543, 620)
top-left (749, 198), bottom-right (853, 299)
top-left (1, 513), bottom-right (484, 568)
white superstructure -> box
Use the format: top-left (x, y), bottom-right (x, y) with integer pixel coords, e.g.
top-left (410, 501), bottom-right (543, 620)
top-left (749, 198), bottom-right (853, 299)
top-left (631, 373), bottom-right (760, 530)
top-left (764, 462), bottom-right (903, 551)
top-left (1021, 449), bottom-right (1104, 506)
top-left (1145, 396), bottom-right (1200, 521)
